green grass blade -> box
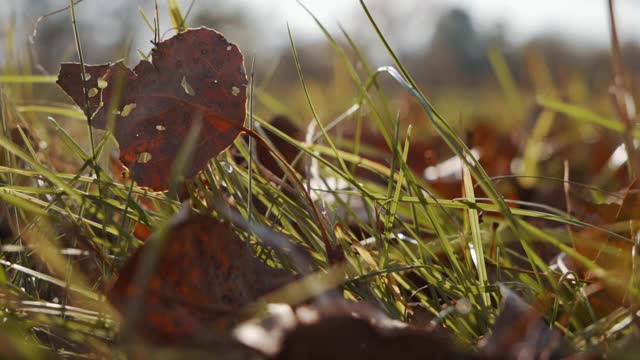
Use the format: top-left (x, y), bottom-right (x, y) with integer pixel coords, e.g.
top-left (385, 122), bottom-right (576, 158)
top-left (0, 134), bottom-right (81, 202)
top-left (538, 97), bottom-right (640, 137)
top-left (488, 45), bottom-right (525, 118)
top-left (17, 105), bottom-right (85, 120)
top-left (0, 75), bottom-right (57, 83)
top-left (462, 162), bottom-right (490, 308)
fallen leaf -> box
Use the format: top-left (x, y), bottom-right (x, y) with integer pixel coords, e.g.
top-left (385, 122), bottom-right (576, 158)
top-left (108, 206), bottom-right (293, 344)
top-left (57, 27), bottom-right (248, 191)
top-left (234, 299), bottom-right (467, 360)
top-left (480, 285), bottom-right (581, 359)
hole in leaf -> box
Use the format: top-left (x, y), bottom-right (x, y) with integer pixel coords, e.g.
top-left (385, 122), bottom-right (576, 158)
top-left (181, 76), bottom-right (196, 96)
top-left (120, 103), bottom-right (137, 117)
top-left (231, 86), bottom-right (240, 96)
top-left (137, 152), bottom-right (152, 164)
top-left (88, 88), bottom-right (99, 98)
top-left (97, 77), bottom-right (108, 89)
top-left (156, 125), bottom-right (166, 131)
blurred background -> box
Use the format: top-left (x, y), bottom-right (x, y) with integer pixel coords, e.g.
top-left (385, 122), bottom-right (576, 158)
top-left (2, 0), bottom-right (640, 136)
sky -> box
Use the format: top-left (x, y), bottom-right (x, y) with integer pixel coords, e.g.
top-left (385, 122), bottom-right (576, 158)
top-left (1, 0), bottom-right (640, 64)
top-left (445, 0), bottom-right (640, 47)
top-left (273, 0), bottom-right (640, 49)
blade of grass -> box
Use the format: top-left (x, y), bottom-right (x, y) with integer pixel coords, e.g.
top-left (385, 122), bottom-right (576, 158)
top-left (607, 0), bottom-right (638, 179)
top-left (168, 0), bottom-right (187, 32)
top-left (287, 24), bottom-right (350, 177)
top-left (17, 105), bottom-right (85, 120)
top-left (0, 75), bottom-right (57, 83)
top-left (0, 134), bottom-right (81, 202)
top-left (538, 97), bottom-right (640, 138)
top-left (488, 45), bottom-right (524, 118)
top-left (0, 259), bottom-right (99, 300)
top-left (462, 159), bottom-right (490, 308)
top-left (519, 109), bottom-right (555, 188)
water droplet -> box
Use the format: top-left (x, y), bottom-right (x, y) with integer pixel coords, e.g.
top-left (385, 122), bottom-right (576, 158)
top-left (221, 162), bottom-right (234, 174)
top-left (455, 298), bottom-right (472, 314)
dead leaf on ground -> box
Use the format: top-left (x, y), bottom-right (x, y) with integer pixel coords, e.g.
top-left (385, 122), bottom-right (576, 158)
top-left (57, 27), bottom-right (247, 191)
top-left (108, 206), bottom-right (293, 344)
top-left (234, 299), bottom-right (468, 360)
top-left (480, 285), bottom-right (589, 359)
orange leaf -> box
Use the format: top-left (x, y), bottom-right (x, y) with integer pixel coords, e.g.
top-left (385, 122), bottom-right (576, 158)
top-left (108, 209), bottom-right (292, 344)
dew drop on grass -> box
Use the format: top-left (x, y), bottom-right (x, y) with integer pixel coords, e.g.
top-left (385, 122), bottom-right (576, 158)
top-left (221, 162), bottom-right (234, 173)
top-left (455, 298), bottom-right (472, 314)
